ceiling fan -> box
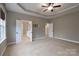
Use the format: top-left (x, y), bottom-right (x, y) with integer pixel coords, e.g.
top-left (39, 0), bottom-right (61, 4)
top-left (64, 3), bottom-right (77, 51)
top-left (42, 3), bottom-right (61, 12)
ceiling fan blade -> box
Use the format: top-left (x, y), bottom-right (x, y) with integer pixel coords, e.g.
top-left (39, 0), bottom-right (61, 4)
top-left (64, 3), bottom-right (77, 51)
top-left (48, 3), bottom-right (51, 6)
top-left (53, 5), bottom-right (61, 8)
top-left (43, 9), bottom-right (48, 12)
top-left (42, 5), bottom-right (48, 7)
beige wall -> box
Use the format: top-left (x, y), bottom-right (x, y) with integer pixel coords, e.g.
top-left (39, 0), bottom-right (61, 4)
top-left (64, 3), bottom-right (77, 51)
top-left (51, 11), bottom-right (79, 42)
top-left (6, 11), bottom-right (48, 43)
top-left (0, 4), bottom-right (7, 56)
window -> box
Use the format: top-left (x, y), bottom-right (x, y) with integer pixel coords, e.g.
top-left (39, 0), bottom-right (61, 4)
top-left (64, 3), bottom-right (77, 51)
top-left (0, 8), bottom-right (6, 43)
top-left (0, 18), bottom-right (6, 42)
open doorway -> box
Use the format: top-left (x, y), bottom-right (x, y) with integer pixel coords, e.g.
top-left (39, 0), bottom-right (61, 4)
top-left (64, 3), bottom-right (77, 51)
top-left (16, 20), bottom-right (32, 44)
top-left (45, 23), bottom-right (53, 38)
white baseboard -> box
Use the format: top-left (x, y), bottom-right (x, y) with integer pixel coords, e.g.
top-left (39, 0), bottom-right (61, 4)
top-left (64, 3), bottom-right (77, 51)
top-left (1, 45), bottom-right (7, 56)
top-left (54, 37), bottom-right (79, 44)
top-left (1, 42), bottom-right (16, 56)
top-left (7, 42), bottom-right (16, 46)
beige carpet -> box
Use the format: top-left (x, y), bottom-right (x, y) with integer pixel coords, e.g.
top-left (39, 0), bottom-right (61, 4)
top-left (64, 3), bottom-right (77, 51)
top-left (3, 38), bottom-right (79, 56)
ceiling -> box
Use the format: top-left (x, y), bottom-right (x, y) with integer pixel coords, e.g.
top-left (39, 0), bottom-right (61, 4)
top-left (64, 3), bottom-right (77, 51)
top-left (5, 3), bottom-right (79, 19)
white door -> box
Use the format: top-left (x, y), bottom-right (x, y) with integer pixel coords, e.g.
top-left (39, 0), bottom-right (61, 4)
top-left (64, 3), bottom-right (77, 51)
top-left (48, 23), bottom-right (53, 38)
top-left (45, 23), bottom-right (53, 38)
top-left (27, 21), bottom-right (32, 41)
top-left (16, 20), bottom-right (23, 43)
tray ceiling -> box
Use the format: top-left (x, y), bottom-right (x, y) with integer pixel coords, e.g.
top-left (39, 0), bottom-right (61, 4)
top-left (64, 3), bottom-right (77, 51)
top-left (5, 3), bottom-right (79, 19)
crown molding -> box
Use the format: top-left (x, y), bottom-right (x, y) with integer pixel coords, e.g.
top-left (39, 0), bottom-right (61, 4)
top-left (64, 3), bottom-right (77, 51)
top-left (17, 3), bottom-right (50, 19)
top-left (49, 4), bottom-right (79, 18)
top-left (17, 3), bottom-right (79, 19)
top-left (56, 4), bottom-right (79, 14)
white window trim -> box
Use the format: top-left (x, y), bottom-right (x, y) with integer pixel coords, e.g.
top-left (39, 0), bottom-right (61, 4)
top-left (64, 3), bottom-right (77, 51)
top-left (0, 18), bottom-right (6, 44)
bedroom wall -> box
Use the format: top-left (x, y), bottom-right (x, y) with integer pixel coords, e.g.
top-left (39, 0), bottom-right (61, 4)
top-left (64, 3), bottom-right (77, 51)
top-left (6, 11), bottom-right (47, 43)
top-left (0, 4), bottom-right (7, 56)
top-left (51, 10), bottom-right (79, 42)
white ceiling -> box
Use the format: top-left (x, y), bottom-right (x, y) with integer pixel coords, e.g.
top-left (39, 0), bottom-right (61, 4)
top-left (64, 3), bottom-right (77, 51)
top-left (5, 3), bottom-right (79, 19)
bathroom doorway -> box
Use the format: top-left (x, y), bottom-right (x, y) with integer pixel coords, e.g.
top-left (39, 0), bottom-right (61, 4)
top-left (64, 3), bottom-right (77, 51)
top-left (16, 20), bottom-right (32, 43)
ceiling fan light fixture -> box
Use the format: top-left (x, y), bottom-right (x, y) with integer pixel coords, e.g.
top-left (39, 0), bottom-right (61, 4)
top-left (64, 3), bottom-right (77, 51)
top-left (48, 6), bottom-right (53, 10)
top-left (41, 3), bottom-right (61, 12)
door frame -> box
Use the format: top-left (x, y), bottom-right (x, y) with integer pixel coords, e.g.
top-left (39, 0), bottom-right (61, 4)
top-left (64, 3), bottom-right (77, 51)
top-left (45, 23), bottom-right (53, 38)
top-left (16, 20), bottom-right (32, 44)
top-left (16, 20), bottom-right (23, 43)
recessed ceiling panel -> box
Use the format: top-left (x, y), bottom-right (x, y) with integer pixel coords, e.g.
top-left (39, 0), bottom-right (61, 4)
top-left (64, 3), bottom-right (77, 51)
top-left (5, 3), bottom-right (79, 19)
